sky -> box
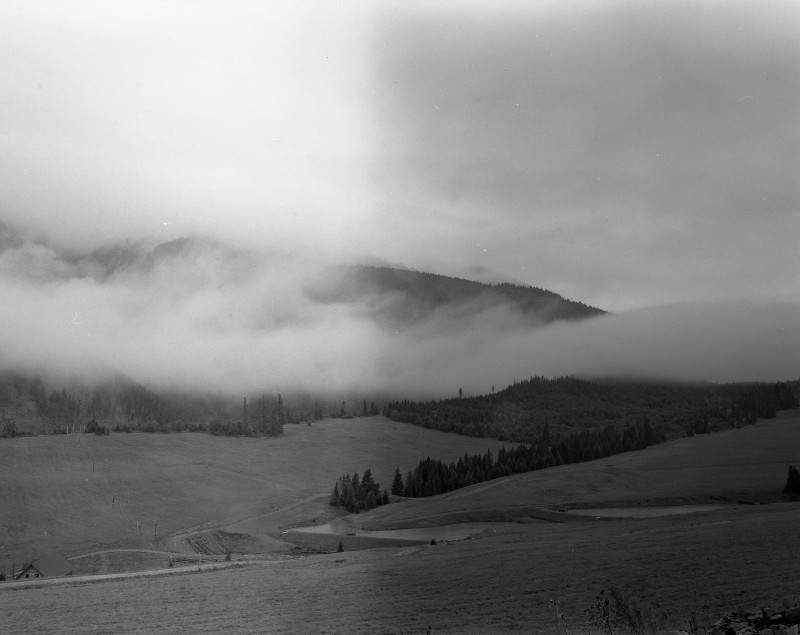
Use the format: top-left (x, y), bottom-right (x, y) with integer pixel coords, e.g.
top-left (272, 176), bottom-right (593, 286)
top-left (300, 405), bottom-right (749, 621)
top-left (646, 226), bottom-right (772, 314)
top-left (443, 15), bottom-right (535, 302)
top-left (0, 1), bottom-right (798, 395)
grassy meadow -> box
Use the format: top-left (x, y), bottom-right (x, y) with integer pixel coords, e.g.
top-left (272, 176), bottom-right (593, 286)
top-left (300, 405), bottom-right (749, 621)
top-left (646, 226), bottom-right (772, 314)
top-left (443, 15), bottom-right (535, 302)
top-left (3, 501), bottom-right (799, 634)
top-left (2, 410), bottom-right (800, 633)
top-left (352, 408), bottom-right (800, 530)
top-left (0, 416), bottom-right (511, 568)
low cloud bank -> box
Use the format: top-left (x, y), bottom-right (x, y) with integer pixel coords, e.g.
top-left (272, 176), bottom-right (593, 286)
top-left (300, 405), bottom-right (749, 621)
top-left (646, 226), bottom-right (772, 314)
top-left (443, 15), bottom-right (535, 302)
top-left (1, 232), bottom-right (797, 398)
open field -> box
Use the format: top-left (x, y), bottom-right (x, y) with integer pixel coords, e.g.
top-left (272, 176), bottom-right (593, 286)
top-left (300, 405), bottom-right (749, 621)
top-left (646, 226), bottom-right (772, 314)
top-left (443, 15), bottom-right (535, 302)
top-left (0, 416), bottom-right (512, 568)
top-left (3, 502), bottom-right (800, 634)
top-left (350, 409), bottom-right (800, 530)
top-left (2, 410), bottom-right (800, 633)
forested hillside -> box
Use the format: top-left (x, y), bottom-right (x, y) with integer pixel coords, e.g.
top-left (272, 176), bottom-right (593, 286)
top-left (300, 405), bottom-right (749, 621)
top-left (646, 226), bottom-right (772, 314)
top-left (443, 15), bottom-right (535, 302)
top-left (0, 373), bottom-right (291, 437)
top-left (386, 376), bottom-right (799, 444)
top-left (307, 265), bottom-right (606, 328)
top-left (381, 377), bottom-right (798, 500)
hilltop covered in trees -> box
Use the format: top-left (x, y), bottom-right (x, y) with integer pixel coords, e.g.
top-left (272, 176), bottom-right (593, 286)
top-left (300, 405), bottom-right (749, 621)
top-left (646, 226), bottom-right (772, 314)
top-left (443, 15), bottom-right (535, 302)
top-left (307, 265), bottom-right (606, 329)
top-left (377, 379), bottom-right (798, 501)
top-left (386, 376), bottom-right (798, 444)
top-left (322, 378), bottom-right (798, 507)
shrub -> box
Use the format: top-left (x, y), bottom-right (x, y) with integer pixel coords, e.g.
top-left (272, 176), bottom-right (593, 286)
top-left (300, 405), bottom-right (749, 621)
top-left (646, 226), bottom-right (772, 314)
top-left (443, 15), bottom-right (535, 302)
top-left (1, 419), bottom-right (17, 438)
top-left (784, 465), bottom-right (800, 496)
top-left (585, 588), bottom-right (668, 635)
top-left (85, 419), bottom-right (109, 435)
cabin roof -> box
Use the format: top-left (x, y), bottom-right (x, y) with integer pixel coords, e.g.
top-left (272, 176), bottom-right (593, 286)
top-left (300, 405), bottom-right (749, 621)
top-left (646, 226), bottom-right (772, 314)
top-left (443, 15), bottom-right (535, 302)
top-left (19, 553), bottom-right (73, 578)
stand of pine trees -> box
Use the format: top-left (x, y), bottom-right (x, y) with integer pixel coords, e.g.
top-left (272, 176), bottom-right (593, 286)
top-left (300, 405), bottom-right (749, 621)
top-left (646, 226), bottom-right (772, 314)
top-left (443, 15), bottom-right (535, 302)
top-left (393, 418), bottom-right (667, 499)
top-left (392, 422), bottom-right (664, 498)
top-left (330, 468), bottom-right (390, 513)
top-left (327, 381), bottom-right (800, 508)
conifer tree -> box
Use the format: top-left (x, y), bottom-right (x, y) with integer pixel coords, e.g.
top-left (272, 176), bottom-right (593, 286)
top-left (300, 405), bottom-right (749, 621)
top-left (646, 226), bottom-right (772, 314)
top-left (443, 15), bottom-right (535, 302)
top-left (339, 475), bottom-right (356, 511)
top-left (260, 396), bottom-right (268, 433)
top-left (277, 394), bottom-right (285, 428)
top-left (391, 467), bottom-right (404, 495)
top-left (785, 466), bottom-right (800, 495)
top-left (404, 470), bottom-right (415, 497)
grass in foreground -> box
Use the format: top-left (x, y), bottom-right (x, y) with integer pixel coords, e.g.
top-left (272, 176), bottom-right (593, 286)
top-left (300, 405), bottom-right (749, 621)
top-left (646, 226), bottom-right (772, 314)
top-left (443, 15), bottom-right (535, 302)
top-left (0, 416), bottom-right (512, 567)
top-left (4, 502), bottom-right (800, 634)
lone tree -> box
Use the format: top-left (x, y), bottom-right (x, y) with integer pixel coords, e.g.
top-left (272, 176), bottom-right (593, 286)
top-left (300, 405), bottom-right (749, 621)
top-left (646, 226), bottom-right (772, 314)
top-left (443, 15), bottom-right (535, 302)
top-left (277, 394), bottom-right (285, 428)
top-left (785, 465), bottom-right (800, 496)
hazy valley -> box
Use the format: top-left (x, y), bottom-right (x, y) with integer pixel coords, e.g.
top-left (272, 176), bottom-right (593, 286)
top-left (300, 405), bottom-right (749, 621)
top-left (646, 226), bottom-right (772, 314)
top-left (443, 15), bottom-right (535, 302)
top-left (2, 3), bottom-right (799, 630)
top-left (1, 237), bottom-right (799, 632)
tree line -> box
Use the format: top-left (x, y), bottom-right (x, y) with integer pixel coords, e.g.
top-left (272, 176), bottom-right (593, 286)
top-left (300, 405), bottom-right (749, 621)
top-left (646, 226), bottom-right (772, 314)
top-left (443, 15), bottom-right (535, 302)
top-left (0, 372), bottom-right (388, 437)
top-left (365, 377), bottom-right (798, 503)
top-left (389, 417), bottom-right (665, 499)
top-left (385, 377), bottom-right (798, 444)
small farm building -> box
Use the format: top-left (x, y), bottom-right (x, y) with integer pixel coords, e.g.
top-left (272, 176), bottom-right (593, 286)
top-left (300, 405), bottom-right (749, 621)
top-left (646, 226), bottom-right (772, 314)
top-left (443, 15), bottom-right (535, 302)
top-left (14, 554), bottom-right (73, 580)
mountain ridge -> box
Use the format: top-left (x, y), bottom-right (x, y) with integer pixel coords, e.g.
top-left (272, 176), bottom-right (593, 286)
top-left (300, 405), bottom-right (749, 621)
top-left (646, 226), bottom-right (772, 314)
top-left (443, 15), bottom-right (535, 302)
top-left (308, 264), bottom-right (607, 328)
top-left (0, 218), bottom-right (607, 328)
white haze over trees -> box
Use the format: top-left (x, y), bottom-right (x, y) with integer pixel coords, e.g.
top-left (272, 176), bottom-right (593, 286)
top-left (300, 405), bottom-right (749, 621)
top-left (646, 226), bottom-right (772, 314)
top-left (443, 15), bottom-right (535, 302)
top-left (0, 1), bottom-right (798, 397)
top-left (0, 230), bottom-right (797, 397)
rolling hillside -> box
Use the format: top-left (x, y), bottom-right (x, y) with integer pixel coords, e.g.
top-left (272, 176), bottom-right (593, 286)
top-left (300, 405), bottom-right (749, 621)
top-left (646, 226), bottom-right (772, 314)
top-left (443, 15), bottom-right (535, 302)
top-left (352, 408), bottom-right (800, 531)
top-left (0, 416), bottom-right (512, 569)
top-left (4, 410), bottom-right (800, 634)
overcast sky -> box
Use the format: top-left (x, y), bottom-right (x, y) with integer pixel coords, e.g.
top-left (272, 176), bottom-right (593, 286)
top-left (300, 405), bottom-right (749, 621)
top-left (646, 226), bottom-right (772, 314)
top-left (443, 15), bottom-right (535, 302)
top-left (1, 1), bottom-right (798, 394)
top-left (2, 0), bottom-right (797, 311)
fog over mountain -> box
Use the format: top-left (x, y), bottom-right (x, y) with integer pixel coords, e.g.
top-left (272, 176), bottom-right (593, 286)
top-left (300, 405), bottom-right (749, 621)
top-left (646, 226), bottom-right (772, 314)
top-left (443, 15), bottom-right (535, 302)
top-left (1, 223), bottom-right (797, 398)
top-left (1, 2), bottom-right (798, 396)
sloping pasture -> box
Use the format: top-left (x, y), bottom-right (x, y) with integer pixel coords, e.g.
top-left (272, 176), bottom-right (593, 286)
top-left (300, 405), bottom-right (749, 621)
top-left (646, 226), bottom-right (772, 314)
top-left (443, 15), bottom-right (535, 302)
top-left (2, 411), bottom-right (799, 632)
top-left (0, 416), bottom-right (511, 569)
top-left (353, 409), bottom-right (800, 530)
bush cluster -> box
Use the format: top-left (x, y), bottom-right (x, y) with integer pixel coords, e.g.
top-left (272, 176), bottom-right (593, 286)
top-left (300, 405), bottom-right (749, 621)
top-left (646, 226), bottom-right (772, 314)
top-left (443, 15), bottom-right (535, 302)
top-left (330, 469), bottom-right (390, 513)
top-left (84, 419), bottom-right (109, 435)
